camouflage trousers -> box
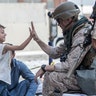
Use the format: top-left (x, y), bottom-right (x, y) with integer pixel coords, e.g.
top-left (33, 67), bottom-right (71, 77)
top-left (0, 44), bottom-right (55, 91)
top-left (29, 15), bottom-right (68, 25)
top-left (42, 72), bottom-right (80, 96)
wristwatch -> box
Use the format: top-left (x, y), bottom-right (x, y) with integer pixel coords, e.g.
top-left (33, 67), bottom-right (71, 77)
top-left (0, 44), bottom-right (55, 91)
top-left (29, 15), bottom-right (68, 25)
top-left (41, 64), bottom-right (46, 72)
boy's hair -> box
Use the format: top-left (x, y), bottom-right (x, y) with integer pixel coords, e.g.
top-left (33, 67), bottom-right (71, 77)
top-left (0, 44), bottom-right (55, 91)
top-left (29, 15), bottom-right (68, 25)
top-left (0, 24), bottom-right (5, 29)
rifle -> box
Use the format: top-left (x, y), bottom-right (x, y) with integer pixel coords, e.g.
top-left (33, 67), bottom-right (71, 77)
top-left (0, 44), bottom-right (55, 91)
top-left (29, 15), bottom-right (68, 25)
top-left (83, 1), bottom-right (96, 47)
top-left (67, 1), bottom-right (96, 78)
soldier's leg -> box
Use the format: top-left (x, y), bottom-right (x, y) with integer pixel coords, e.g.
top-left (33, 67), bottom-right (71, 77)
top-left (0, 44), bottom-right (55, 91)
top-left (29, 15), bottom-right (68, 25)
top-left (49, 72), bottom-right (80, 93)
top-left (49, 72), bottom-right (68, 93)
top-left (42, 72), bottom-right (55, 96)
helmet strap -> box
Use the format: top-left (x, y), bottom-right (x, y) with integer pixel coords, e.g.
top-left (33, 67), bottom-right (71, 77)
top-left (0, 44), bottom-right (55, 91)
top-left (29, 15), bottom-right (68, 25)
top-left (64, 19), bottom-right (73, 31)
top-left (64, 16), bottom-right (77, 31)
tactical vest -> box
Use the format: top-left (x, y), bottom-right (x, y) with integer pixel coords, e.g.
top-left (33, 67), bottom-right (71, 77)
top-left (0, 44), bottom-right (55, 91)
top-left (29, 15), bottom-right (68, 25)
top-left (60, 16), bottom-right (95, 68)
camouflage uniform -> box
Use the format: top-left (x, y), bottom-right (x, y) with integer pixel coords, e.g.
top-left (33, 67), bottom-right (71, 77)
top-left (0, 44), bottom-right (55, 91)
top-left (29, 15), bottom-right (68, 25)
top-left (42, 22), bottom-right (91, 96)
top-left (92, 23), bottom-right (96, 39)
top-left (39, 1), bottom-right (93, 96)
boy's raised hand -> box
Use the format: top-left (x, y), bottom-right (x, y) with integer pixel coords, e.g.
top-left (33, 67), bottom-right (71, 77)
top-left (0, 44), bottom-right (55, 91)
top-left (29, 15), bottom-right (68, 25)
top-left (29, 22), bottom-right (39, 41)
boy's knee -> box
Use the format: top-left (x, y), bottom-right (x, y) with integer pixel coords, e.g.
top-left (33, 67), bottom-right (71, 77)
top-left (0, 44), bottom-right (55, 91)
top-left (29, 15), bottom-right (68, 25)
top-left (20, 80), bottom-right (30, 88)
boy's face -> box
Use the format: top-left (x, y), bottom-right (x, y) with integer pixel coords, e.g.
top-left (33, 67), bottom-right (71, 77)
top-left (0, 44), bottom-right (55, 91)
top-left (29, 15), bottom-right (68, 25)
top-left (0, 27), bottom-right (6, 43)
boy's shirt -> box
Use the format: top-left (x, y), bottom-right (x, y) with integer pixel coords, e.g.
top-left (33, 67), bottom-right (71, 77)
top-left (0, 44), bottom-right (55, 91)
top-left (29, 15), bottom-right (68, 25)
top-left (0, 44), bottom-right (11, 84)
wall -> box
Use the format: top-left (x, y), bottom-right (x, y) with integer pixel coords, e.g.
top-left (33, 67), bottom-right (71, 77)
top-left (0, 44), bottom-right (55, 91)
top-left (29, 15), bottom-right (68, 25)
top-left (0, 3), bottom-right (49, 53)
top-left (68, 0), bottom-right (95, 16)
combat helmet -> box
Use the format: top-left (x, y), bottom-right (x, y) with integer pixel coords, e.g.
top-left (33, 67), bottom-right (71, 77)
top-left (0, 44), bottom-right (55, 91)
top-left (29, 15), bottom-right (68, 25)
top-left (50, 1), bottom-right (80, 20)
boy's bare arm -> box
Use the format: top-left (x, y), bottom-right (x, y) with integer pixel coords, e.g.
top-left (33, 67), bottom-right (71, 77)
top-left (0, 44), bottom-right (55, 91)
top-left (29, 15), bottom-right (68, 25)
top-left (4, 22), bottom-right (33, 51)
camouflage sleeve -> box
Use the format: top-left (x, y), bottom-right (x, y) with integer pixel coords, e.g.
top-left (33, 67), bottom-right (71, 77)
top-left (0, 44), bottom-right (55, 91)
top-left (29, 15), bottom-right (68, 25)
top-left (48, 43), bottom-right (66, 59)
top-left (54, 27), bottom-right (91, 73)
